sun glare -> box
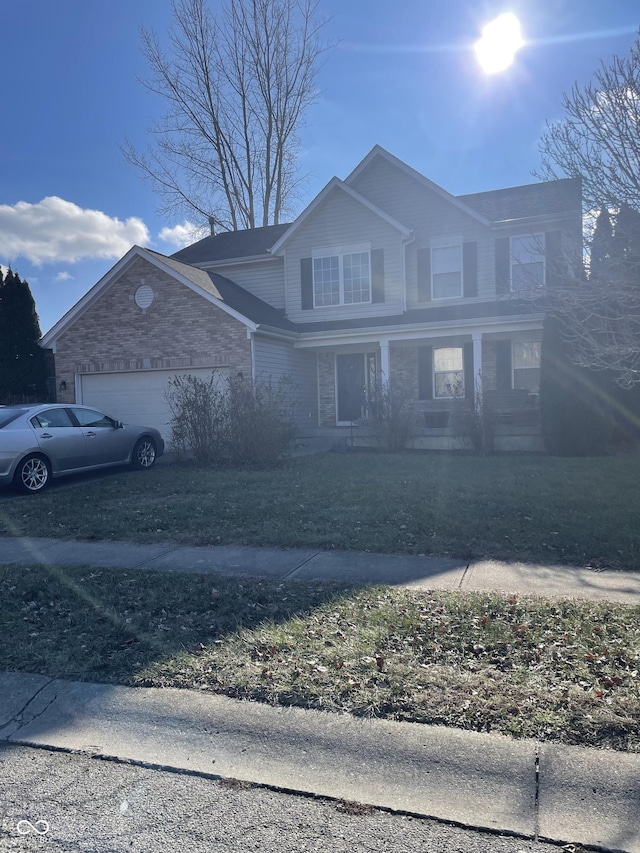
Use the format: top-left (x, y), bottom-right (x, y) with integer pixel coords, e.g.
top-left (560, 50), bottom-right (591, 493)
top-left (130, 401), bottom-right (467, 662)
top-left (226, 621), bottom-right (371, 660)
top-left (475, 13), bottom-right (524, 74)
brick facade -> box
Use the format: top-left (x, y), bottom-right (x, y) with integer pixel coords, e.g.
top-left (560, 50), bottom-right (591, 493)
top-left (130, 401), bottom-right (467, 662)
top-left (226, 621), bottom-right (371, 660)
top-left (53, 257), bottom-right (252, 403)
top-left (389, 346), bottom-right (419, 413)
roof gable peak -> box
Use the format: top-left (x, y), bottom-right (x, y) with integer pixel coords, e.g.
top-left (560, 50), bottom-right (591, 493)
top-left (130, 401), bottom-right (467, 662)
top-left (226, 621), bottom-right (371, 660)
top-left (345, 146), bottom-right (491, 226)
top-left (268, 176), bottom-right (412, 254)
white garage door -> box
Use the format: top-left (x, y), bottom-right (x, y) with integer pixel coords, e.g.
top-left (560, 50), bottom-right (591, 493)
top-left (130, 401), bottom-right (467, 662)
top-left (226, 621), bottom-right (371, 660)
top-left (79, 368), bottom-right (230, 443)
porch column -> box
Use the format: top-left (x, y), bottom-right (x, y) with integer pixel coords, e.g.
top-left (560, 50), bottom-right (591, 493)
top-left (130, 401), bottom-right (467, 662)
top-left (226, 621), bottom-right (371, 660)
top-left (472, 331), bottom-right (483, 400)
top-left (379, 339), bottom-right (390, 385)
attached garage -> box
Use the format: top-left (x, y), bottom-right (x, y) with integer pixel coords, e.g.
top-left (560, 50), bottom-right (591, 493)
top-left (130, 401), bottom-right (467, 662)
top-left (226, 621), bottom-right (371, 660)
top-left (78, 367), bottom-right (230, 443)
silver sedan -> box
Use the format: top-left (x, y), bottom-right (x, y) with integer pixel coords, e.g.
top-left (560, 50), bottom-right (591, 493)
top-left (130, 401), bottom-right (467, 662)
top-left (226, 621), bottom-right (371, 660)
top-left (0, 404), bottom-right (164, 494)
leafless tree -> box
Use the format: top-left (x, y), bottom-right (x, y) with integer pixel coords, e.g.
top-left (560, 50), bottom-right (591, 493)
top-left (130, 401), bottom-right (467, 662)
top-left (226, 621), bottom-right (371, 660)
top-left (535, 34), bottom-right (640, 386)
top-left (124, 0), bottom-right (330, 232)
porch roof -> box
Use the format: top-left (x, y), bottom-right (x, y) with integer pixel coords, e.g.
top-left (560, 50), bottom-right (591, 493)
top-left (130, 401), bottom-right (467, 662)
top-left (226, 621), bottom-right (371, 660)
top-left (295, 299), bottom-right (541, 333)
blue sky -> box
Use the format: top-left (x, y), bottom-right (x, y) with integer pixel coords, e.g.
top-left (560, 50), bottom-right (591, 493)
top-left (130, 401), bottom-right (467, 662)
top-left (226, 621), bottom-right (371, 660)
top-left (1, 0), bottom-right (638, 334)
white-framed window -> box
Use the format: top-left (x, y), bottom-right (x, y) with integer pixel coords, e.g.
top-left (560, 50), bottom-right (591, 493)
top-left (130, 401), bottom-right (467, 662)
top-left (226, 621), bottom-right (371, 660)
top-left (431, 235), bottom-right (463, 300)
top-left (433, 346), bottom-right (465, 398)
top-left (513, 341), bottom-right (541, 391)
top-left (511, 234), bottom-right (545, 292)
top-left (312, 243), bottom-right (371, 307)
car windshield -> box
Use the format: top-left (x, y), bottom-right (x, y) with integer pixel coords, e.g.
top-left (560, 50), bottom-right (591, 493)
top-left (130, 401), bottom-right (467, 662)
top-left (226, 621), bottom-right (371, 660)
top-left (0, 406), bottom-right (30, 428)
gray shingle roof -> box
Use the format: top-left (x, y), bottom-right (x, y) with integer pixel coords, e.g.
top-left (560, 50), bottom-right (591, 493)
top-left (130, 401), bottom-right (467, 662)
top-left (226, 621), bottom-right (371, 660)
top-left (208, 272), bottom-right (296, 332)
top-left (146, 247), bottom-right (295, 332)
top-left (171, 223), bottom-right (291, 265)
top-left (459, 177), bottom-right (582, 223)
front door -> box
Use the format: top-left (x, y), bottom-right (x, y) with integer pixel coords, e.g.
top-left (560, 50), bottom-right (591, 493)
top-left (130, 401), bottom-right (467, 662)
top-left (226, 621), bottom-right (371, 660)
top-left (336, 354), bottom-right (366, 423)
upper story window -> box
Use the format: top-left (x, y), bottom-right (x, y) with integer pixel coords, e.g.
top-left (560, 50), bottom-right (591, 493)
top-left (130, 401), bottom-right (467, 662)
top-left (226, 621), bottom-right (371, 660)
top-left (313, 244), bottom-right (371, 307)
top-left (431, 236), bottom-right (463, 299)
top-left (433, 347), bottom-right (465, 398)
top-left (511, 234), bottom-right (545, 292)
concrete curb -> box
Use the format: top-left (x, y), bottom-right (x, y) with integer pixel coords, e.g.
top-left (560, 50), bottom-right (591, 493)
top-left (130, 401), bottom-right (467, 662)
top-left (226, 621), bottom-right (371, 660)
top-left (0, 674), bottom-right (638, 852)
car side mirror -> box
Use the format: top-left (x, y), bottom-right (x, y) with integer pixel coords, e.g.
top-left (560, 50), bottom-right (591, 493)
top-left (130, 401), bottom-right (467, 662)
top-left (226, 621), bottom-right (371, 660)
top-left (114, 420), bottom-right (124, 429)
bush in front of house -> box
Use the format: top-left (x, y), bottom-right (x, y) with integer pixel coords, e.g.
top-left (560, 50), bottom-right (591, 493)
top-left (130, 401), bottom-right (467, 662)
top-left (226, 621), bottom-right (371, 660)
top-left (167, 373), bottom-right (296, 468)
top-left (367, 380), bottom-right (415, 452)
top-left (540, 314), bottom-right (610, 456)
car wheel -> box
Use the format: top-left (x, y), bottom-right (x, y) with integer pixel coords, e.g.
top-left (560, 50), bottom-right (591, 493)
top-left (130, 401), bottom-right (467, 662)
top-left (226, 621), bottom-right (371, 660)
top-left (132, 437), bottom-right (157, 470)
top-left (14, 454), bottom-right (51, 494)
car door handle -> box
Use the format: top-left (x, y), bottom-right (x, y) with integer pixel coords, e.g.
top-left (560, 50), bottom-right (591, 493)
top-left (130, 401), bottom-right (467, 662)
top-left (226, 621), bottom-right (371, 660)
top-left (85, 431), bottom-right (97, 438)
top-left (40, 433), bottom-right (53, 439)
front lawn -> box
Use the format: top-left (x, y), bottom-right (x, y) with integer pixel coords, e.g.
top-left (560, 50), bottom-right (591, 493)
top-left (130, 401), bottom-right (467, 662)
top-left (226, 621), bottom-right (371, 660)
top-left (1, 452), bottom-right (639, 569)
top-left (1, 563), bottom-right (638, 751)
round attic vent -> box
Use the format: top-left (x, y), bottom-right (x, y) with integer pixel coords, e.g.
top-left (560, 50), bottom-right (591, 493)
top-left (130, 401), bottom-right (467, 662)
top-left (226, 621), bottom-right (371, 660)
top-left (134, 284), bottom-right (155, 310)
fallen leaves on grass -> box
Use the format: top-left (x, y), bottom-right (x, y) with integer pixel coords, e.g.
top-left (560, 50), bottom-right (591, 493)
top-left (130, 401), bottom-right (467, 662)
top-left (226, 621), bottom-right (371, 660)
top-left (1, 563), bottom-right (638, 751)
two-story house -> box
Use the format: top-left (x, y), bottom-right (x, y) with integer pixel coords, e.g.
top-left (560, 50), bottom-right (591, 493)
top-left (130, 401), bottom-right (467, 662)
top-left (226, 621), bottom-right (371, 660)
top-left (41, 146), bottom-right (581, 452)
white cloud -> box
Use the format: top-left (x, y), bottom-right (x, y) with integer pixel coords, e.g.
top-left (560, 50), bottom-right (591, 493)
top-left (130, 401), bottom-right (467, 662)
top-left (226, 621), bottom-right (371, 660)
top-left (0, 263), bottom-right (9, 278)
top-left (54, 271), bottom-right (74, 282)
top-left (0, 197), bottom-right (150, 266)
top-left (158, 220), bottom-right (208, 249)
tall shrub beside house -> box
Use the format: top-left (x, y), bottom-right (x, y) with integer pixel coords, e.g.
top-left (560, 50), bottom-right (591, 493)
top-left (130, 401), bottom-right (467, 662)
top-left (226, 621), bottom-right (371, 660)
top-left (540, 313), bottom-right (609, 455)
top-left (167, 373), bottom-right (296, 468)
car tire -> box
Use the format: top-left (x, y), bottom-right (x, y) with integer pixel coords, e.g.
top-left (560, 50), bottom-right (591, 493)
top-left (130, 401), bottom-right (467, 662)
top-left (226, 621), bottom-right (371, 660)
top-left (131, 437), bottom-right (157, 470)
top-left (14, 454), bottom-right (51, 494)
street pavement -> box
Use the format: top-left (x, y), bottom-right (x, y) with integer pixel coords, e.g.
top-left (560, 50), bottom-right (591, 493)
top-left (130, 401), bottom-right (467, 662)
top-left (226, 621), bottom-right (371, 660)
top-left (0, 536), bottom-right (639, 851)
top-left (1, 743), bottom-right (562, 852)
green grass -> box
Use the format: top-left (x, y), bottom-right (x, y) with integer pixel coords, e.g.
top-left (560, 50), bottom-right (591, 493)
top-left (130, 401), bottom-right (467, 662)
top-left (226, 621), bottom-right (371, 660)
top-left (1, 452), bottom-right (640, 569)
top-left (1, 562), bottom-right (638, 751)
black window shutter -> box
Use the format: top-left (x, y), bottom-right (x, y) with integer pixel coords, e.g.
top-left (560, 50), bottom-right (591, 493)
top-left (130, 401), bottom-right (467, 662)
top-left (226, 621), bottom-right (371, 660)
top-left (300, 257), bottom-right (313, 310)
top-left (418, 346), bottom-right (433, 399)
top-left (495, 237), bottom-right (510, 294)
top-left (371, 248), bottom-right (385, 303)
top-left (464, 342), bottom-right (474, 400)
top-left (463, 242), bottom-right (478, 297)
top-left (496, 340), bottom-right (512, 391)
top-left (417, 247), bottom-right (431, 302)
top-left (545, 230), bottom-right (562, 288)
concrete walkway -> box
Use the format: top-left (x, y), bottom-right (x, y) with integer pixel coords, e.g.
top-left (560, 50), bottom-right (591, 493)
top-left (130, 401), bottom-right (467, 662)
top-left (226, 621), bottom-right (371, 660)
top-left (1, 536), bottom-right (639, 851)
top-left (1, 536), bottom-right (640, 602)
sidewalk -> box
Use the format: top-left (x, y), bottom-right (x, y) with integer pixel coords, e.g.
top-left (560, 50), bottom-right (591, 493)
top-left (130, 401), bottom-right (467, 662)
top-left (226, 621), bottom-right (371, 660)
top-left (1, 672), bottom-right (639, 852)
top-left (1, 536), bottom-right (639, 852)
top-left (1, 536), bottom-right (640, 602)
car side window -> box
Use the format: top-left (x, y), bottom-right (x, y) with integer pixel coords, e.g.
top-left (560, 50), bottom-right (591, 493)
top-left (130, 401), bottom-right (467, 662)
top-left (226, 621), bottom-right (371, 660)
top-left (31, 409), bottom-right (74, 428)
top-left (71, 408), bottom-right (115, 428)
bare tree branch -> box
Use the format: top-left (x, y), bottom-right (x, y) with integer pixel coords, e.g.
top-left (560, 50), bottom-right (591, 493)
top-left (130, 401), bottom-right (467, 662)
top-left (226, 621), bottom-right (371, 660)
top-left (123, 0), bottom-right (332, 232)
top-left (535, 33), bottom-right (640, 386)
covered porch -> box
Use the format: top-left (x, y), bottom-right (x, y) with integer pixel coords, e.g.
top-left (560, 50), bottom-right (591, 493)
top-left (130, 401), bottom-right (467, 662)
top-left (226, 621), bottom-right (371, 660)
top-left (296, 320), bottom-right (544, 451)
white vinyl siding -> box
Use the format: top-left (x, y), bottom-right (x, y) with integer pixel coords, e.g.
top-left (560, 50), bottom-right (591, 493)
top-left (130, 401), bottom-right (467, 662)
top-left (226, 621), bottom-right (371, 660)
top-left (283, 187), bottom-right (403, 322)
top-left (207, 259), bottom-right (285, 309)
top-left (349, 157), bottom-right (497, 304)
top-left (252, 336), bottom-right (318, 427)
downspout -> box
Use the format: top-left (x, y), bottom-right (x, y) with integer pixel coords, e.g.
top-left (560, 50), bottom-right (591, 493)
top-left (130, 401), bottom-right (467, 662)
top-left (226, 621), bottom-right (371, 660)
top-left (248, 329), bottom-right (256, 385)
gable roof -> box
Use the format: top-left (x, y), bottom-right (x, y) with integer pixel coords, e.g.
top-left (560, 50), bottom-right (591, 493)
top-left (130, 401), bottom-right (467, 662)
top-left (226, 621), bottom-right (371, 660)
top-left (41, 246), bottom-right (295, 347)
top-left (268, 177), bottom-right (412, 254)
top-left (345, 145), bottom-right (492, 227)
top-left (144, 248), bottom-right (294, 331)
top-left (459, 177), bottom-right (582, 223)
top-left (171, 222), bottom-right (291, 266)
